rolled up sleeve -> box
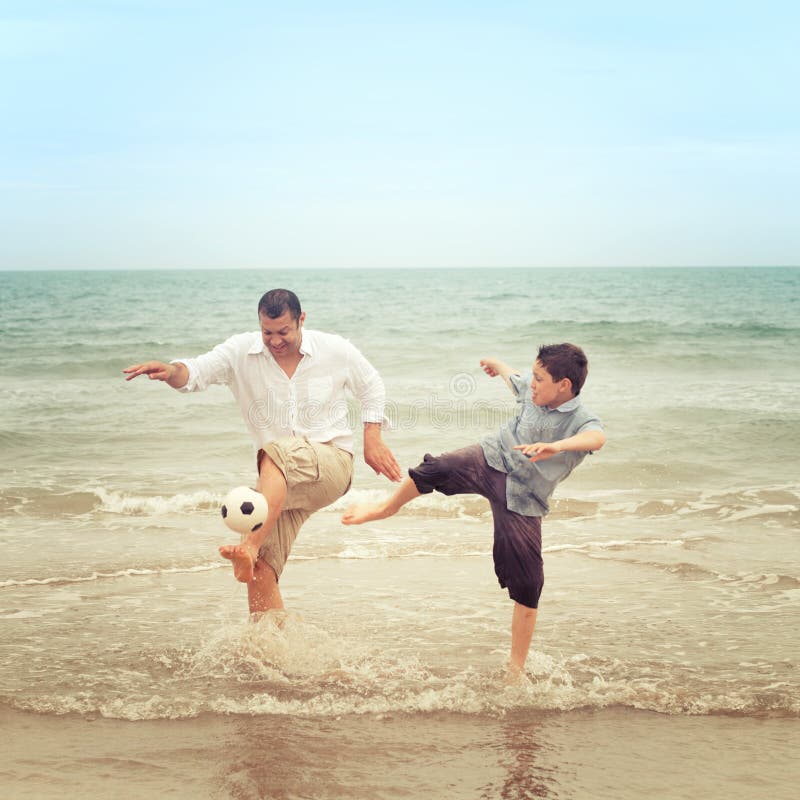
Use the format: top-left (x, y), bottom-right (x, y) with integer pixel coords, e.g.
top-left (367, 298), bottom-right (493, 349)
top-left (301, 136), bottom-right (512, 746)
top-left (509, 373), bottom-right (530, 402)
top-left (170, 336), bottom-right (237, 393)
top-left (345, 342), bottom-right (388, 427)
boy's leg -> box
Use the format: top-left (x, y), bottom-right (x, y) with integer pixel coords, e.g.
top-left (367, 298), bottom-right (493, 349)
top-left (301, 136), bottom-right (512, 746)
top-left (486, 479), bottom-right (544, 675)
top-left (510, 602), bottom-right (538, 674)
top-left (341, 445), bottom-right (487, 525)
top-left (341, 476), bottom-right (421, 524)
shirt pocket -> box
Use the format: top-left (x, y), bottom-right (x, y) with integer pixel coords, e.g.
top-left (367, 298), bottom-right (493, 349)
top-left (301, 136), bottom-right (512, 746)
top-left (307, 376), bottom-right (334, 405)
top-left (517, 411), bottom-right (555, 442)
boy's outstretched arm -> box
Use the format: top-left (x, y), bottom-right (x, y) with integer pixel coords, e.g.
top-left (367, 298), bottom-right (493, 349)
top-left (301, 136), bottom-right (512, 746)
top-left (480, 357), bottom-right (520, 393)
top-left (514, 430), bottom-right (607, 462)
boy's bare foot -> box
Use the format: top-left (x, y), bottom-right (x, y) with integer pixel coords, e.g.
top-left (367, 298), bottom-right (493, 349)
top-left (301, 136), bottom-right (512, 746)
top-left (341, 503), bottom-right (390, 525)
top-left (219, 542), bottom-right (258, 583)
top-left (504, 662), bottom-right (532, 687)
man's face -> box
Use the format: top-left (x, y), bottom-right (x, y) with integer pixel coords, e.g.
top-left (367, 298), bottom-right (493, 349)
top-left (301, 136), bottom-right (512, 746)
top-left (259, 310), bottom-right (305, 359)
top-left (531, 360), bottom-right (569, 408)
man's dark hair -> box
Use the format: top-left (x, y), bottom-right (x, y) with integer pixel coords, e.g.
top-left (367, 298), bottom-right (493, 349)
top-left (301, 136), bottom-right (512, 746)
top-left (258, 289), bottom-right (302, 322)
top-left (537, 343), bottom-right (589, 396)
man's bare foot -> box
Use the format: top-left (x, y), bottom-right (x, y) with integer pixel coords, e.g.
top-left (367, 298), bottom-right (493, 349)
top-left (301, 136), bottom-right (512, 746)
top-left (219, 542), bottom-right (258, 583)
top-left (341, 503), bottom-right (391, 525)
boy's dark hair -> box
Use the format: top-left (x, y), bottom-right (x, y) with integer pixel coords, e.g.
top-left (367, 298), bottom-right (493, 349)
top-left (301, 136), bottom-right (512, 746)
top-left (258, 289), bottom-right (302, 322)
top-left (537, 343), bottom-right (589, 396)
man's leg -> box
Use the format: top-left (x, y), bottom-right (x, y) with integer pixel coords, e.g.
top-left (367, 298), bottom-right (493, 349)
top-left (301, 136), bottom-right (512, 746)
top-left (509, 602), bottom-right (538, 675)
top-left (341, 476), bottom-right (421, 525)
top-left (220, 453), bottom-right (287, 584)
top-left (247, 559), bottom-right (284, 615)
top-left (239, 439), bottom-right (353, 616)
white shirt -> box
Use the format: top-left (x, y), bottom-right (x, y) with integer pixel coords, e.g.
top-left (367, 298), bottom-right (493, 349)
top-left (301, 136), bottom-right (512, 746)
top-left (173, 329), bottom-right (387, 453)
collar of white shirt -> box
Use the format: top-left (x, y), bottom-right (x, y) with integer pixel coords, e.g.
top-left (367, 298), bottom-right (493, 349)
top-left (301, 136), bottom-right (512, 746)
top-left (247, 330), bottom-right (315, 360)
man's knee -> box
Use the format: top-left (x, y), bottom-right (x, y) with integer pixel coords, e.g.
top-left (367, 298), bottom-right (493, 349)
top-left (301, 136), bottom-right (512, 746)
top-left (258, 450), bottom-right (285, 483)
top-left (252, 557), bottom-right (278, 585)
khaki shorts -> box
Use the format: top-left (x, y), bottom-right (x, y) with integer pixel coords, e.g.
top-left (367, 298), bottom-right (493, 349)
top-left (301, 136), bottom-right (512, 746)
top-left (256, 437), bottom-right (354, 579)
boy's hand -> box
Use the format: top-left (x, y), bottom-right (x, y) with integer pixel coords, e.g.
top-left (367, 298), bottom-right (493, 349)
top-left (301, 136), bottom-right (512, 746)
top-left (480, 357), bottom-right (520, 394)
top-left (480, 357), bottom-right (502, 378)
top-left (513, 442), bottom-right (561, 462)
top-left (480, 357), bottom-right (517, 380)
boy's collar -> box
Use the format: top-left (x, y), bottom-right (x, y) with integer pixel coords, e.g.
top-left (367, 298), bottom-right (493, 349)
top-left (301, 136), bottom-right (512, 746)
top-left (544, 396), bottom-right (581, 413)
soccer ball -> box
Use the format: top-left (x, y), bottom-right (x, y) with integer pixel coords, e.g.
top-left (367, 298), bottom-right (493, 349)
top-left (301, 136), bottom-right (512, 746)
top-left (220, 486), bottom-right (268, 534)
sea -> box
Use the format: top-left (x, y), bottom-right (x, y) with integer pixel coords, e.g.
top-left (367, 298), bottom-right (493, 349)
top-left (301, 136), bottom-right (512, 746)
top-left (1, 267), bottom-right (798, 799)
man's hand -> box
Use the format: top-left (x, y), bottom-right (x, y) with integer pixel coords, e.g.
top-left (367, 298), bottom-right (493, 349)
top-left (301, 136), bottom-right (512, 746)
top-left (363, 424), bottom-right (402, 482)
top-left (123, 361), bottom-right (188, 388)
top-left (123, 361), bottom-right (173, 381)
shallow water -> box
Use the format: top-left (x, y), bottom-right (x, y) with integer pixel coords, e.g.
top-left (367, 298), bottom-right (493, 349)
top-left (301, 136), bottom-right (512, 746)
top-left (3, 705), bottom-right (798, 800)
top-left (1, 267), bottom-right (798, 796)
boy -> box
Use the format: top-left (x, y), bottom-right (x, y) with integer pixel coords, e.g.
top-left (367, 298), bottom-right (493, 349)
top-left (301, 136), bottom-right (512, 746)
top-left (342, 343), bottom-right (605, 675)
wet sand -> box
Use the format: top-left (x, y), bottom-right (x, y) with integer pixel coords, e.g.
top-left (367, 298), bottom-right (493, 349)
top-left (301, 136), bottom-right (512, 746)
top-left (3, 705), bottom-right (798, 799)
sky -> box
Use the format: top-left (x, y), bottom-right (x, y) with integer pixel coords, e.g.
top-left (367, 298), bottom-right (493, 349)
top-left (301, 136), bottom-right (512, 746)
top-left (1, 0), bottom-right (798, 269)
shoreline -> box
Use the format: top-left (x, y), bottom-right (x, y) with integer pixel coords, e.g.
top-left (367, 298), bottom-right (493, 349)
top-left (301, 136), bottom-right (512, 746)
top-left (3, 705), bottom-right (798, 800)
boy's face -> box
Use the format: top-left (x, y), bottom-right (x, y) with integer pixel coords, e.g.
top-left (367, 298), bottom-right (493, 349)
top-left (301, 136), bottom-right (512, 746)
top-left (531, 360), bottom-right (572, 408)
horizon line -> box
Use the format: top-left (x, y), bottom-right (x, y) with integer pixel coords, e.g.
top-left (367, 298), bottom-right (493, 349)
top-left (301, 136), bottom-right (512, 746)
top-left (1, 264), bottom-right (798, 273)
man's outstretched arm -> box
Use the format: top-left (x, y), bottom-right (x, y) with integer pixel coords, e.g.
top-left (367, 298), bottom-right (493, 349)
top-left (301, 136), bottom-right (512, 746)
top-left (123, 360), bottom-right (189, 389)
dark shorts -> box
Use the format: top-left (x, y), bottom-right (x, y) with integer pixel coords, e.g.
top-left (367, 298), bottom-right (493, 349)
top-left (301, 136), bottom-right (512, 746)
top-left (408, 444), bottom-right (543, 609)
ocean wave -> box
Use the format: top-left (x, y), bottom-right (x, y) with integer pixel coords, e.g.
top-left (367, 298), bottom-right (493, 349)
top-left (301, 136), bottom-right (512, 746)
top-left (2, 481), bottom-right (796, 528)
top-left (516, 318), bottom-right (800, 337)
top-left (577, 553), bottom-right (800, 597)
top-left (331, 486), bottom-right (800, 526)
top-left (0, 562), bottom-right (224, 590)
top-left (546, 537), bottom-right (688, 555)
top-left (91, 487), bottom-right (222, 515)
top-left (558, 485), bottom-right (800, 526)
top-left (717, 571), bottom-right (800, 592)
top-left (0, 428), bottom-right (49, 450)
top-left (0, 486), bottom-right (225, 517)
top-left (327, 488), bottom-right (493, 520)
top-left (6, 638), bottom-right (797, 722)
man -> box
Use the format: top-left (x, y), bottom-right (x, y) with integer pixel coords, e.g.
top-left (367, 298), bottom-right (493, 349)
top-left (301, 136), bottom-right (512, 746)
top-left (124, 289), bottom-right (401, 616)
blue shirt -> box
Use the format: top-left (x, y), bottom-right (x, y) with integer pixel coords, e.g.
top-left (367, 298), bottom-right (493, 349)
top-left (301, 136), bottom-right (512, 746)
top-left (480, 373), bottom-right (603, 517)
